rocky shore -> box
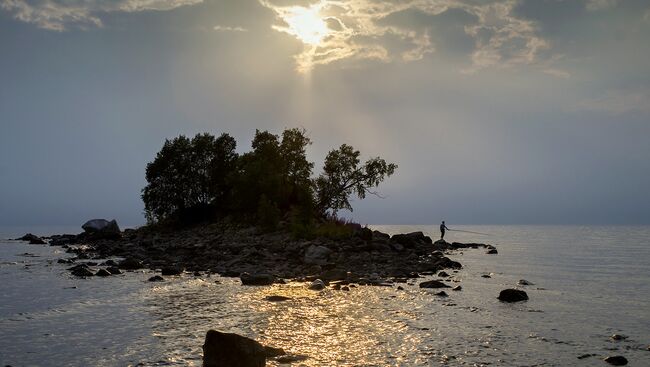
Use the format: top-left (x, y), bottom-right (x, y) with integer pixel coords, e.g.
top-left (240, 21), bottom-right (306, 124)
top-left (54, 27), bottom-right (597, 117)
top-left (21, 219), bottom-right (497, 285)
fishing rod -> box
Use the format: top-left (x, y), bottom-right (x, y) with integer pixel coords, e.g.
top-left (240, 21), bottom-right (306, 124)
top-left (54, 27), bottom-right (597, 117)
top-left (448, 229), bottom-right (491, 236)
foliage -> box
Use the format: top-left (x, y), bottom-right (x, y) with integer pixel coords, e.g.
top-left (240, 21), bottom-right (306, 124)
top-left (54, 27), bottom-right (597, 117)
top-left (315, 144), bottom-right (397, 214)
top-left (142, 128), bottom-right (397, 228)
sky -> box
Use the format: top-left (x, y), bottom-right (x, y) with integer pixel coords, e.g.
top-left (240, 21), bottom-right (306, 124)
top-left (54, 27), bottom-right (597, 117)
top-left (1, 0), bottom-right (649, 226)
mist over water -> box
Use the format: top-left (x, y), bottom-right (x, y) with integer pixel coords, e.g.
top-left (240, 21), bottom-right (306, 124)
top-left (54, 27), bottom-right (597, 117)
top-left (1, 225), bottom-right (649, 366)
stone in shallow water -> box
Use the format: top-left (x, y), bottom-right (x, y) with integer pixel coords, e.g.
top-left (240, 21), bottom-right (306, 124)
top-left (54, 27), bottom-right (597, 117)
top-left (611, 334), bottom-right (627, 341)
top-left (148, 275), bottom-right (164, 282)
top-left (419, 280), bottom-right (450, 289)
top-left (308, 279), bottom-right (325, 291)
top-left (203, 330), bottom-right (266, 367)
top-left (265, 295), bottom-right (291, 302)
top-left (498, 289), bottom-right (529, 302)
top-left (603, 355), bottom-right (628, 365)
top-left (518, 279), bottom-right (534, 286)
top-left (452, 285), bottom-right (462, 291)
top-left (95, 269), bottom-right (111, 277)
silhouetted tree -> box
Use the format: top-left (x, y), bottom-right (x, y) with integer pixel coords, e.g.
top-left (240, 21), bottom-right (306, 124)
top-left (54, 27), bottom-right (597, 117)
top-left (315, 144), bottom-right (397, 215)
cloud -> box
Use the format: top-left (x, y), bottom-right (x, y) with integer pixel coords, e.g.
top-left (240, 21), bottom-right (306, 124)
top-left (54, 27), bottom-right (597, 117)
top-left (214, 25), bottom-right (248, 32)
top-left (0, 0), bottom-right (203, 31)
top-left (261, 0), bottom-right (557, 74)
top-left (585, 0), bottom-right (618, 11)
top-left (576, 88), bottom-right (650, 115)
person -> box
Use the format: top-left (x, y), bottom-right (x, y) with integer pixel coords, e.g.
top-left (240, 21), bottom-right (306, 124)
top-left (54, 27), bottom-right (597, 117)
top-left (440, 220), bottom-right (450, 240)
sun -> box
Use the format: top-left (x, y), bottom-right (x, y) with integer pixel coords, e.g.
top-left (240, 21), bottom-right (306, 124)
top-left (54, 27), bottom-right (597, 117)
top-left (281, 4), bottom-right (329, 46)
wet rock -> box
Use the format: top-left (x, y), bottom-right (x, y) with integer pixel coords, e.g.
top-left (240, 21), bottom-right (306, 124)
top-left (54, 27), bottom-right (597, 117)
top-left (69, 264), bottom-right (94, 277)
top-left (193, 271), bottom-right (201, 277)
top-left (17, 233), bottom-right (47, 244)
top-left (498, 289), bottom-right (529, 302)
top-left (419, 280), bottom-right (450, 289)
top-left (518, 279), bottom-right (534, 286)
top-left (118, 257), bottom-right (143, 270)
top-left (95, 269), bottom-right (111, 276)
top-left (275, 354), bottom-right (308, 363)
top-left (481, 274), bottom-right (492, 278)
top-left (397, 286), bottom-right (404, 290)
top-left (603, 356), bottom-right (628, 365)
top-left (303, 245), bottom-right (332, 265)
top-left (265, 295), bottom-right (291, 302)
top-left (203, 330), bottom-right (266, 367)
top-left (435, 291), bottom-right (448, 297)
top-left (161, 266), bottom-right (183, 276)
top-left (486, 248), bottom-right (498, 254)
top-left (611, 334), bottom-right (628, 341)
top-left (308, 279), bottom-right (326, 291)
top-left (106, 266), bottom-right (122, 275)
top-left (452, 285), bottom-right (462, 291)
top-left (240, 273), bottom-right (276, 286)
top-left (341, 286), bottom-right (350, 291)
top-left (438, 271), bottom-right (449, 277)
top-left (148, 275), bottom-right (164, 282)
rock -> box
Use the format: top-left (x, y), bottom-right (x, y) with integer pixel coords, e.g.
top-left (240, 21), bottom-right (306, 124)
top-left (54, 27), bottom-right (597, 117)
top-left (82, 219), bottom-right (120, 234)
top-left (518, 279), bottom-right (534, 286)
top-left (341, 286), bottom-right (350, 291)
top-left (263, 346), bottom-right (286, 358)
top-left (397, 286), bottom-right (404, 290)
top-left (481, 274), bottom-right (491, 278)
top-left (486, 248), bottom-right (498, 254)
top-left (17, 233), bottom-right (46, 244)
top-left (498, 289), bottom-right (529, 302)
top-left (303, 245), bottom-right (332, 265)
top-left (95, 269), bottom-right (111, 277)
top-left (69, 264), bottom-right (94, 277)
top-left (603, 356), bottom-right (628, 365)
top-left (275, 355), bottom-right (308, 363)
top-left (611, 334), bottom-right (628, 341)
top-left (265, 295), bottom-right (291, 302)
top-left (391, 232), bottom-right (432, 248)
top-left (419, 280), bottom-right (450, 289)
top-left (438, 271), bottom-right (449, 277)
top-left (240, 273), bottom-right (276, 286)
top-left (161, 266), bottom-right (183, 276)
top-left (106, 266), bottom-right (122, 275)
top-left (452, 285), bottom-right (462, 291)
top-left (118, 257), bottom-right (143, 270)
top-left (435, 291), bottom-right (448, 297)
top-left (203, 330), bottom-right (266, 367)
top-left (148, 275), bottom-right (164, 282)
top-left (308, 279), bottom-right (326, 291)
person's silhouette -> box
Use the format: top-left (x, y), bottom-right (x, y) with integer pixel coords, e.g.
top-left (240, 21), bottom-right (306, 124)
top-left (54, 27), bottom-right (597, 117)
top-left (440, 221), bottom-right (450, 240)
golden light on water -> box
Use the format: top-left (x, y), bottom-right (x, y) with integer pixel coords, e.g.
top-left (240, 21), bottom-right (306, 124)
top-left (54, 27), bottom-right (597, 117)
top-left (277, 4), bottom-right (329, 46)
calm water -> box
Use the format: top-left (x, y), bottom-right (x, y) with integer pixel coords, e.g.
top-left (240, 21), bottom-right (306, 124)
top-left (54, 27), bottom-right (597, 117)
top-left (1, 225), bottom-right (649, 366)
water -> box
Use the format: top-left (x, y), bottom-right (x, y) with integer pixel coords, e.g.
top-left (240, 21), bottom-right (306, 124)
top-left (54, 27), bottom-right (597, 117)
top-left (1, 225), bottom-right (649, 366)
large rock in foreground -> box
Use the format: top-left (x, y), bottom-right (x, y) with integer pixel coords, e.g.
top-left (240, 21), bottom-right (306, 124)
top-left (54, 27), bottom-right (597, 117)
top-left (203, 330), bottom-right (266, 367)
top-left (498, 289), bottom-right (529, 302)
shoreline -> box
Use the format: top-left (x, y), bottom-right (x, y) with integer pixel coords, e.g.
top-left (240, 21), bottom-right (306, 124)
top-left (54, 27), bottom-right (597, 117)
top-left (19, 222), bottom-right (497, 285)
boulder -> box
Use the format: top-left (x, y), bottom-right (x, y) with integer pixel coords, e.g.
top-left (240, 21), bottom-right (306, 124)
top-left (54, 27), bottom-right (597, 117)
top-left (118, 257), bottom-right (143, 270)
top-left (303, 245), bottom-right (332, 265)
top-left (69, 264), bottom-right (94, 277)
top-left (203, 330), bottom-right (266, 367)
top-left (391, 232), bottom-right (432, 248)
top-left (95, 269), bottom-right (111, 277)
top-left (17, 233), bottom-right (46, 244)
top-left (82, 219), bottom-right (120, 233)
top-left (308, 279), bottom-right (325, 291)
top-left (240, 273), bottom-right (276, 286)
top-left (603, 356), bottom-right (628, 366)
top-left (419, 280), bottom-right (450, 289)
top-left (498, 289), bottom-right (529, 302)
top-left (148, 275), bottom-right (164, 282)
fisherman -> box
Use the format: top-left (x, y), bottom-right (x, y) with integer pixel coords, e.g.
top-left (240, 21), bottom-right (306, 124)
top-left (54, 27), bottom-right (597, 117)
top-left (440, 220), bottom-right (450, 240)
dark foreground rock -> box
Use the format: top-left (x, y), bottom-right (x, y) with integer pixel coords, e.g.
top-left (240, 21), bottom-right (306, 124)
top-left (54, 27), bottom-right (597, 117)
top-left (604, 356), bottom-right (628, 365)
top-left (498, 289), bottom-right (529, 302)
top-left (203, 330), bottom-right (285, 367)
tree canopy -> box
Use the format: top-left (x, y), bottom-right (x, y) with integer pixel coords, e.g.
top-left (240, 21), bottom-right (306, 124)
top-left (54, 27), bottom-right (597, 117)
top-left (141, 129), bottom-right (397, 226)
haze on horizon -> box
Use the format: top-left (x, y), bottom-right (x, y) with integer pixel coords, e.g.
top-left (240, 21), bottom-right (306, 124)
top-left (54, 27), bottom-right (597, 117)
top-left (1, 0), bottom-right (649, 226)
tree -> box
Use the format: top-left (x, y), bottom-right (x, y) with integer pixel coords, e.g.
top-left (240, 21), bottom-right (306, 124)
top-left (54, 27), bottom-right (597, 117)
top-left (142, 133), bottom-right (238, 223)
top-left (315, 144), bottom-right (397, 215)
